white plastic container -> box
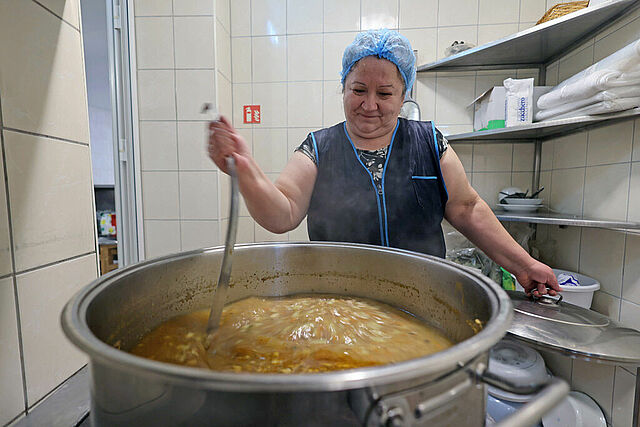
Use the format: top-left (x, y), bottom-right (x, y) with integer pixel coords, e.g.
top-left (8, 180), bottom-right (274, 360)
top-left (485, 338), bottom-right (548, 426)
top-left (515, 269), bottom-right (600, 309)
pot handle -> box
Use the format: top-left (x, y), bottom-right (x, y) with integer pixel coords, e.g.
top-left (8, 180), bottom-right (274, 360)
top-left (477, 367), bottom-right (569, 427)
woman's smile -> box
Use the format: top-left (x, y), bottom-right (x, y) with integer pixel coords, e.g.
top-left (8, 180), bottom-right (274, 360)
top-left (342, 56), bottom-right (405, 145)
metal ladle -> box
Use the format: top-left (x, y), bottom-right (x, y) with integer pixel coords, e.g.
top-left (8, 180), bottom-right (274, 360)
top-left (206, 156), bottom-right (239, 337)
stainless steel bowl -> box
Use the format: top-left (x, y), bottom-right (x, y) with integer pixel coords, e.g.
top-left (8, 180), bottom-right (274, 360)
top-left (62, 242), bottom-right (563, 426)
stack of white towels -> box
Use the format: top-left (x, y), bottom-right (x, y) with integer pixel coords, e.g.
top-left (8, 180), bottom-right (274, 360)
top-left (535, 39), bottom-right (640, 121)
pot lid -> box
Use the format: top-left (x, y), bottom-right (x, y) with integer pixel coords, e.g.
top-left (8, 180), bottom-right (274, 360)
top-left (506, 291), bottom-right (640, 365)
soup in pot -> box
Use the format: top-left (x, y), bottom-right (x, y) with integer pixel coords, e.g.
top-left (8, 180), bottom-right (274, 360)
top-left (130, 295), bottom-right (453, 373)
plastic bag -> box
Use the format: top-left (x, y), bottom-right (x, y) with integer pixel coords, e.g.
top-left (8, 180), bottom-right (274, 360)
top-left (445, 41), bottom-right (476, 57)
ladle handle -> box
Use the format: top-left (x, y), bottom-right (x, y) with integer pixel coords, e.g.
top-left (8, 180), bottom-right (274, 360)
top-left (207, 156), bottom-right (239, 332)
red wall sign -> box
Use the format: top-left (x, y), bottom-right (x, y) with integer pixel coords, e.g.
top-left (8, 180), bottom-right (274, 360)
top-left (243, 105), bottom-right (261, 124)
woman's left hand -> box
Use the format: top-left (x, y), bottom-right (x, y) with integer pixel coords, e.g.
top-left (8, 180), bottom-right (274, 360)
top-left (514, 260), bottom-right (561, 297)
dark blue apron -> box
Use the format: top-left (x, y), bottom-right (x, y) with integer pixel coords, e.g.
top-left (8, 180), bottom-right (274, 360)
top-left (306, 118), bottom-right (448, 257)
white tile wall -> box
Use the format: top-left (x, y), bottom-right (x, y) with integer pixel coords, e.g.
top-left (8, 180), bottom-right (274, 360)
top-left (141, 172), bottom-right (180, 219)
top-left (179, 171), bottom-right (219, 219)
top-left (438, 0), bottom-right (478, 26)
top-left (587, 121), bottom-right (633, 166)
top-left (0, 0), bottom-right (90, 144)
top-left (137, 70), bottom-right (176, 120)
top-left (18, 254), bottom-right (95, 405)
top-left (287, 0), bottom-right (322, 34)
top-left (591, 289), bottom-right (621, 321)
top-left (252, 36), bottom-right (287, 82)
top-left (0, 148), bottom-right (12, 277)
top-left (288, 82), bottom-right (323, 127)
top-left (623, 233), bottom-right (640, 305)
top-left (477, 23), bottom-right (519, 46)
top-left (134, 0), bottom-right (172, 16)
top-left (434, 75), bottom-right (476, 124)
top-left (571, 359), bottom-right (616, 423)
top-left (217, 24), bottom-right (232, 80)
top-left (181, 220), bottom-right (220, 251)
top-left (174, 17), bottom-right (215, 69)
top-left (252, 0), bottom-right (286, 36)
top-left (173, 0), bottom-right (214, 16)
top-left (324, 0), bottom-right (360, 32)
top-left (288, 34), bottom-right (324, 81)
top-left (135, 17), bottom-right (175, 69)
top-left (633, 119), bottom-right (640, 162)
top-left (38, 0), bottom-right (80, 28)
top-left (612, 367), bottom-right (636, 427)
top-left (139, 121), bottom-right (179, 170)
top-left (175, 69), bottom-right (216, 120)
top-left (478, 0), bottom-right (519, 25)
top-left (472, 143), bottom-right (512, 172)
top-left (232, 37), bottom-right (253, 83)
top-left (553, 132), bottom-right (587, 169)
top-left (216, 0), bottom-right (230, 31)
top-left (231, 0), bottom-right (251, 36)
top-left (579, 228), bottom-right (625, 297)
top-left (361, 0), bottom-right (398, 30)
top-left (549, 168), bottom-right (584, 214)
top-left (144, 220), bottom-right (181, 258)
top-left (253, 128), bottom-right (289, 173)
top-left (0, 1), bottom-right (98, 423)
top-left (253, 83), bottom-right (288, 126)
top-left (513, 144), bottom-right (535, 172)
top-left (0, 277), bottom-right (24, 426)
top-left (629, 162), bottom-right (640, 222)
top-left (177, 122), bottom-right (216, 171)
top-left (5, 132), bottom-right (95, 271)
top-left (133, 0), bottom-right (231, 260)
top-left (620, 299), bottom-right (640, 329)
top-left (583, 163), bottom-right (630, 221)
top-left (399, 0), bottom-right (438, 29)
top-left (520, 0), bottom-right (546, 23)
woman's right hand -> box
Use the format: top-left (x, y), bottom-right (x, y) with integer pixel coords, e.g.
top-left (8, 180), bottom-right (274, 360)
top-left (207, 115), bottom-right (252, 175)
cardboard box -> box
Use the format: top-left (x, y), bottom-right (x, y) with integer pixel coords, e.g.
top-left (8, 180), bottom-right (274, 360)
top-left (471, 86), bottom-right (554, 131)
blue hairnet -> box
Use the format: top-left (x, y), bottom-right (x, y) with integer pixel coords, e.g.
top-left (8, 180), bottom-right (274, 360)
top-left (341, 29), bottom-right (416, 94)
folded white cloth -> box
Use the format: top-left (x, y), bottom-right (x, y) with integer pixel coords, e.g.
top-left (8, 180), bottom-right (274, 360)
top-left (535, 85), bottom-right (640, 120)
top-left (538, 70), bottom-right (640, 109)
top-left (538, 96), bottom-right (640, 121)
top-left (538, 39), bottom-right (640, 109)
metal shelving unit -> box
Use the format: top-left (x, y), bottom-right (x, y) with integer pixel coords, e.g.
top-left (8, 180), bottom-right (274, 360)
top-left (493, 209), bottom-right (640, 230)
top-left (447, 108), bottom-right (640, 143)
top-left (417, 0), bottom-right (638, 73)
top-left (416, 0), bottom-right (640, 232)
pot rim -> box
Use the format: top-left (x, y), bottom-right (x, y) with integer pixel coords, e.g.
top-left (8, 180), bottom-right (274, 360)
top-left (62, 242), bottom-right (513, 392)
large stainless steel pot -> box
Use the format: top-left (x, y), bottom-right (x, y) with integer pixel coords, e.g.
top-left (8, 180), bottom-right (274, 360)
top-left (62, 242), bottom-right (566, 426)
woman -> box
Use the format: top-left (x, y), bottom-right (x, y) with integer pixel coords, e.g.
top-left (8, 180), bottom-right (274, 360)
top-left (208, 29), bottom-right (559, 297)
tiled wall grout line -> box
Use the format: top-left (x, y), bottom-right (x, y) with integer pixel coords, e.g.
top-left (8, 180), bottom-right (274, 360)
top-left (3, 128), bottom-right (90, 147)
top-left (0, 91), bottom-right (29, 415)
top-left (12, 252), bottom-right (97, 278)
top-left (170, 1), bottom-right (183, 251)
top-left (31, 0), bottom-right (80, 33)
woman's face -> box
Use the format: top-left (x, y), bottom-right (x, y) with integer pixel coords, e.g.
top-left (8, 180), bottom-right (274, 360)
top-left (343, 56), bottom-right (405, 140)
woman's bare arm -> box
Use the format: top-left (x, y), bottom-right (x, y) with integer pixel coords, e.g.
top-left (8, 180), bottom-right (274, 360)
top-left (208, 116), bottom-right (317, 233)
top-left (440, 147), bottom-right (559, 296)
